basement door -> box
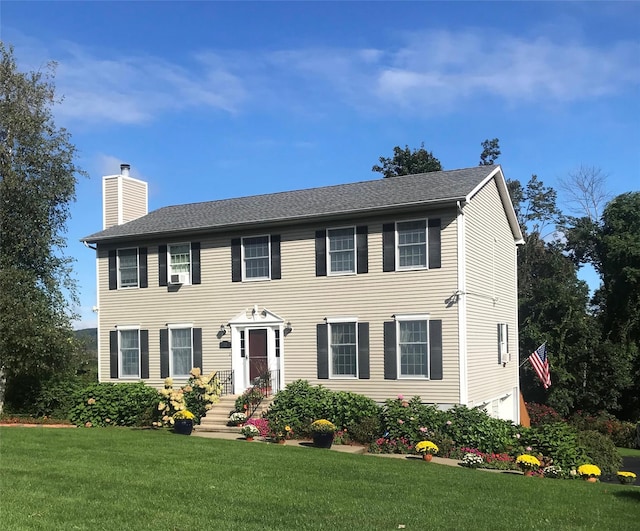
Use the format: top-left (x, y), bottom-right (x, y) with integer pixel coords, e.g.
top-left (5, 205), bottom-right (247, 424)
top-left (248, 329), bottom-right (268, 383)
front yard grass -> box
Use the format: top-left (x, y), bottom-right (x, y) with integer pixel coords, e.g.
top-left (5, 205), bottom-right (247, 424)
top-left (1, 427), bottom-right (639, 530)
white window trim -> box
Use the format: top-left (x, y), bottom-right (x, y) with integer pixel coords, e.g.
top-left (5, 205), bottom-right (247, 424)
top-left (327, 226), bottom-right (356, 276)
top-left (117, 325), bottom-right (140, 379)
top-left (167, 324), bottom-right (194, 378)
top-left (395, 313), bottom-right (430, 380)
top-left (326, 318), bottom-right (359, 379)
top-left (168, 242), bottom-right (192, 285)
top-left (498, 323), bottom-right (509, 364)
top-left (117, 247), bottom-right (139, 289)
top-left (242, 235), bottom-right (271, 281)
top-left (395, 219), bottom-right (429, 271)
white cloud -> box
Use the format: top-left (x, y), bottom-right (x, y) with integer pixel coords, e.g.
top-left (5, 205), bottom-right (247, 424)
top-left (11, 27), bottom-right (639, 125)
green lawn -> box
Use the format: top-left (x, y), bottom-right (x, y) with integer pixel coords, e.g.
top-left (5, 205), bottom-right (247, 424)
top-left (1, 428), bottom-right (639, 530)
top-left (619, 447), bottom-right (640, 458)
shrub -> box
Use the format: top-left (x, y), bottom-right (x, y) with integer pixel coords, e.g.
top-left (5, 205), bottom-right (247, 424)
top-left (157, 370), bottom-right (221, 425)
top-left (380, 395), bottom-right (446, 445)
top-left (521, 422), bottom-right (587, 471)
top-left (264, 380), bottom-right (330, 436)
top-left (348, 416), bottom-right (382, 444)
top-left (69, 383), bottom-right (159, 427)
top-left (234, 386), bottom-right (265, 413)
top-left (526, 402), bottom-right (563, 426)
top-left (442, 405), bottom-right (518, 453)
top-left (324, 391), bottom-right (381, 430)
top-left (569, 410), bottom-right (637, 448)
top-left (576, 430), bottom-right (622, 476)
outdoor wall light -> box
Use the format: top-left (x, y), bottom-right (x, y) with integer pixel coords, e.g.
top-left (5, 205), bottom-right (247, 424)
top-left (217, 325), bottom-right (227, 339)
top-left (283, 321), bottom-right (293, 336)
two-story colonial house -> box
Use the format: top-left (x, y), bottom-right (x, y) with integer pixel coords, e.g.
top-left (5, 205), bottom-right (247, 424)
top-left (82, 164), bottom-right (523, 422)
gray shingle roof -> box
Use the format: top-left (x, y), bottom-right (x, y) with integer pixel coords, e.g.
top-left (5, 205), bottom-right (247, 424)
top-left (82, 166), bottom-right (498, 243)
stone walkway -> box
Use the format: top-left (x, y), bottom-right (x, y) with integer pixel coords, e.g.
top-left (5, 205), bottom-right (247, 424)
top-left (191, 428), bottom-right (467, 468)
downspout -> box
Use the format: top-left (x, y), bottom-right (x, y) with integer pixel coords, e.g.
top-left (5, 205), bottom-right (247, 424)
top-left (83, 240), bottom-right (100, 381)
top-left (456, 201), bottom-right (468, 406)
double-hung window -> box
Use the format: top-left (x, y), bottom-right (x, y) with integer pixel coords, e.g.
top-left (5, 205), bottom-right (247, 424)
top-left (397, 220), bottom-right (427, 269)
top-left (169, 244), bottom-right (191, 284)
top-left (398, 318), bottom-right (429, 377)
top-left (329, 320), bottom-right (358, 377)
top-left (117, 248), bottom-right (138, 288)
top-left (119, 328), bottom-right (140, 378)
top-left (170, 327), bottom-right (193, 377)
top-left (498, 323), bottom-right (509, 364)
top-left (243, 236), bottom-right (270, 280)
top-left (328, 228), bottom-right (355, 274)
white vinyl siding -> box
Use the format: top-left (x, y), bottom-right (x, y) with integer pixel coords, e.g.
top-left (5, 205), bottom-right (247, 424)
top-left (118, 248), bottom-right (138, 288)
top-left (328, 228), bottom-right (355, 274)
top-left (243, 236), bottom-right (270, 280)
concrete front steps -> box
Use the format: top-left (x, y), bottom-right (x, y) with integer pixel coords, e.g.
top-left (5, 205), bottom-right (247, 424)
top-left (196, 394), bottom-right (275, 434)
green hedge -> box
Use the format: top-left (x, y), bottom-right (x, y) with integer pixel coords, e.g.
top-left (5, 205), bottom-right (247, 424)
top-left (69, 383), bottom-right (159, 427)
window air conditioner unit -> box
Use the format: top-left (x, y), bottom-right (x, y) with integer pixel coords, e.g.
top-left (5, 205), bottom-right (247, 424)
top-left (170, 273), bottom-right (189, 285)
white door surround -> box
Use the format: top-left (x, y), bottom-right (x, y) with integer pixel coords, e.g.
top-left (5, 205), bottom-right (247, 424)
top-left (228, 305), bottom-right (285, 394)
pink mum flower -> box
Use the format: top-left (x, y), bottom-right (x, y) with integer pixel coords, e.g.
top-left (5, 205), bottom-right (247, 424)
top-left (397, 419), bottom-right (404, 424)
top-left (419, 427), bottom-right (427, 433)
top-left (397, 394), bottom-right (404, 400)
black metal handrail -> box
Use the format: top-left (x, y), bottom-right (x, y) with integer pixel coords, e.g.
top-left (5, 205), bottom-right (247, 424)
top-left (245, 370), bottom-right (280, 419)
top-left (213, 369), bottom-right (234, 396)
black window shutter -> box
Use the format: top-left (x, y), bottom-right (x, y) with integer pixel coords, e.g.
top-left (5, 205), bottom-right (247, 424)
top-left (108, 250), bottom-right (117, 290)
top-left (158, 245), bottom-right (168, 286)
top-left (110, 330), bottom-right (118, 378)
top-left (428, 218), bottom-right (441, 269)
top-left (316, 323), bottom-right (329, 379)
top-left (193, 328), bottom-right (203, 371)
top-left (429, 320), bottom-right (443, 380)
top-left (139, 247), bottom-right (148, 288)
top-left (140, 330), bottom-right (149, 379)
top-left (358, 322), bottom-right (370, 379)
top-left (315, 230), bottom-right (327, 277)
top-left (356, 226), bottom-right (368, 274)
top-left (191, 242), bottom-right (201, 284)
top-left (231, 238), bottom-right (242, 282)
top-left (271, 235), bottom-right (281, 280)
top-left (383, 321), bottom-right (397, 379)
top-left (383, 223), bottom-right (395, 272)
top-left (160, 329), bottom-right (169, 378)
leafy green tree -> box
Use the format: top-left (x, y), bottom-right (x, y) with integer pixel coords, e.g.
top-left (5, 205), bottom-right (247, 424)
top-left (0, 43), bottom-right (83, 412)
top-left (479, 138), bottom-right (500, 166)
top-left (372, 142), bottom-right (442, 178)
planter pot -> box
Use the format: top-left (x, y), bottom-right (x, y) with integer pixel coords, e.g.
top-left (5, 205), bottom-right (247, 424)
top-left (173, 419), bottom-right (193, 436)
top-left (312, 432), bottom-right (334, 449)
top-left (586, 477), bottom-right (598, 483)
top-left (423, 454), bottom-right (433, 462)
top-left (277, 439), bottom-right (286, 445)
top-left (245, 436), bottom-right (254, 442)
top-left (523, 470), bottom-right (534, 477)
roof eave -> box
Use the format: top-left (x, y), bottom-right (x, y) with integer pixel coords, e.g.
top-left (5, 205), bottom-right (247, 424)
top-left (80, 196), bottom-right (465, 245)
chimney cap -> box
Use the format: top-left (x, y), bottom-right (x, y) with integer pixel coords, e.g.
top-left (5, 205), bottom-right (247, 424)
top-left (120, 163), bottom-right (130, 176)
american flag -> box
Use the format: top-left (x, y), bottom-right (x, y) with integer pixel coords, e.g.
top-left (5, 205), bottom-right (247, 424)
top-left (529, 343), bottom-right (551, 389)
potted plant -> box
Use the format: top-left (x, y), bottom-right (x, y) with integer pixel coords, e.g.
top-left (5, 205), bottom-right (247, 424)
top-left (173, 410), bottom-right (195, 435)
top-left (516, 454), bottom-right (541, 476)
top-left (269, 418), bottom-right (293, 444)
top-left (241, 424), bottom-right (260, 441)
top-left (310, 419), bottom-right (336, 448)
top-left (227, 412), bottom-right (246, 426)
top-left (616, 471), bottom-right (636, 485)
top-left (577, 464), bottom-right (601, 482)
top-left (415, 440), bottom-right (439, 462)
top-left (542, 465), bottom-right (562, 479)
top-left (461, 452), bottom-right (484, 468)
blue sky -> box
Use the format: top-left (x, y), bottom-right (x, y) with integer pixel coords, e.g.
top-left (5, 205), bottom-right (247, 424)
top-left (2, 1), bottom-right (639, 329)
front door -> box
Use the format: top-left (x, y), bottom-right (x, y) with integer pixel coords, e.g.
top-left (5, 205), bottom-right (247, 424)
top-left (248, 329), bottom-right (268, 383)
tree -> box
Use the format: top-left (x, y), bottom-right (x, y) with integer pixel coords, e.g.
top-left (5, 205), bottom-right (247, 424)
top-left (559, 165), bottom-right (611, 223)
top-left (0, 43), bottom-right (83, 412)
top-left (479, 138), bottom-right (500, 166)
top-left (372, 142), bottom-right (442, 178)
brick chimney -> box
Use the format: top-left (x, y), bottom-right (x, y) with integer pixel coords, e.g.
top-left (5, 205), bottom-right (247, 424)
top-left (102, 164), bottom-right (148, 230)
